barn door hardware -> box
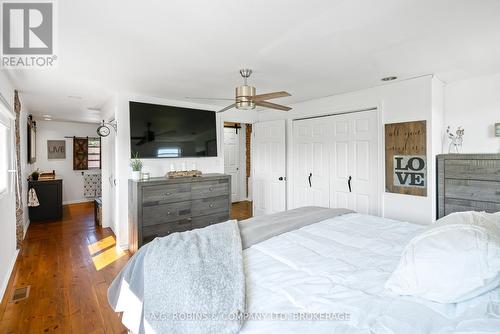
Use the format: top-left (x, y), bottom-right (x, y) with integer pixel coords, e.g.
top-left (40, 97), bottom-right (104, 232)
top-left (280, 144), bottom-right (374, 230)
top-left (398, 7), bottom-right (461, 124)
top-left (348, 176), bottom-right (352, 192)
top-left (308, 173), bottom-right (312, 187)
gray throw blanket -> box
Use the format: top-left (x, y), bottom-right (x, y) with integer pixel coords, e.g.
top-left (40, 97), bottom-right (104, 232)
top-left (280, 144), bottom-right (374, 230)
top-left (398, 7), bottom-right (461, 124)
top-left (108, 206), bottom-right (353, 334)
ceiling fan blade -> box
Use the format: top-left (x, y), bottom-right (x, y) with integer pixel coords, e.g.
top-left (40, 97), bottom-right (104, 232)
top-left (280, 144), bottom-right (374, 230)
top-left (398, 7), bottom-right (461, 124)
top-left (252, 91), bottom-right (291, 102)
top-left (185, 97), bottom-right (235, 101)
top-left (216, 103), bottom-right (237, 113)
top-left (255, 101), bottom-right (292, 111)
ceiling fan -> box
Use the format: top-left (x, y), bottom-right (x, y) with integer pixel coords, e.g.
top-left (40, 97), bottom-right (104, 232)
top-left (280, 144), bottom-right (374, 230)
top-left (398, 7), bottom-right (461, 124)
top-left (188, 69), bottom-right (292, 113)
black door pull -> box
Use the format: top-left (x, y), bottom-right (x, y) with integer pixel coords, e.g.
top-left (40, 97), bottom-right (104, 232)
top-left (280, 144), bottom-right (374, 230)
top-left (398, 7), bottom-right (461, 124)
top-left (308, 173), bottom-right (312, 187)
top-left (279, 176), bottom-right (284, 181)
top-left (348, 176), bottom-right (352, 192)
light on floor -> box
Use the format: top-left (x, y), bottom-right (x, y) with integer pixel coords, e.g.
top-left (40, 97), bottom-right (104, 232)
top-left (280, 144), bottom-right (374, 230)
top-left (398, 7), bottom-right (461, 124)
top-left (88, 235), bottom-right (116, 255)
top-left (88, 236), bottom-right (126, 270)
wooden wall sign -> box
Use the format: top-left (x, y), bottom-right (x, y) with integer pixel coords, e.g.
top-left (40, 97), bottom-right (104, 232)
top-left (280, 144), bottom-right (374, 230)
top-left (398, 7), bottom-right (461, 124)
top-left (385, 120), bottom-right (427, 196)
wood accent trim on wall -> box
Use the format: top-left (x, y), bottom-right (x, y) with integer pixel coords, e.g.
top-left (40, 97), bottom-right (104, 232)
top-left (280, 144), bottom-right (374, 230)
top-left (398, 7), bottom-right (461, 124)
top-left (14, 90), bottom-right (24, 248)
top-left (245, 124), bottom-right (252, 197)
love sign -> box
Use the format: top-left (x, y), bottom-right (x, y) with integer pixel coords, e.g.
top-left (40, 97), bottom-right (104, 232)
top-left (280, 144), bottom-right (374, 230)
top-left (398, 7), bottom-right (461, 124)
top-left (385, 121), bottom-right (427, 196)
top-left (393, 155), bottom-right (426, 187)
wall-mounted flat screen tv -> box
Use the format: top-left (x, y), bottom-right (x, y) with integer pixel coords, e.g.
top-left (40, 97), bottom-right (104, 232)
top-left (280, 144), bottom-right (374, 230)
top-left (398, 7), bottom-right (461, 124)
top-left (129, 101), bottom-right (217, 158)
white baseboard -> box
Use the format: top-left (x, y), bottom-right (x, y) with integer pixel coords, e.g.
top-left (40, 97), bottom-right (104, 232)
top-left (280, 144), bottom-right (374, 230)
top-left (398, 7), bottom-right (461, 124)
top-left (63, 199), bottom-right (94, 205)
top-left (0, 249), bottom-right (19, 303)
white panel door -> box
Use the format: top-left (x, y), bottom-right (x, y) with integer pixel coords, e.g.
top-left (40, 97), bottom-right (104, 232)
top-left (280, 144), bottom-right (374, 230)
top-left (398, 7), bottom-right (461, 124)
top-left (292, 118), bottom-right (330, 208)
top-left (252, 119), bottom-right (286, 216)
top-left (330, 111), bottom-right (379, 215)
top-left (224, 127), bottom-right (240, 203)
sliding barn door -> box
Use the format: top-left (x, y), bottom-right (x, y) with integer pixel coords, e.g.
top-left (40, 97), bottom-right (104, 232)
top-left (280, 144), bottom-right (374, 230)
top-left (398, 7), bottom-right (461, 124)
top-left (292, 118), bottom-right (330, 208)
top-left (330, 110), bottom-right (379, 215)
top-left (252, 119), bottom-right (286, 216)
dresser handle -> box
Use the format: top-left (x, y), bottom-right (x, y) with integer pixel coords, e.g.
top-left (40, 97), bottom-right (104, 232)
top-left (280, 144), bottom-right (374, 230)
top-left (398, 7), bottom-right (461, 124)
top-left (165, 192), bottom-right (172, 196)
top-left (167, 211), bottom-right (172, 215)
top-left (209, 203), bottom-right (216, 208)
top-left (208, 187), bottom-right (214, 192)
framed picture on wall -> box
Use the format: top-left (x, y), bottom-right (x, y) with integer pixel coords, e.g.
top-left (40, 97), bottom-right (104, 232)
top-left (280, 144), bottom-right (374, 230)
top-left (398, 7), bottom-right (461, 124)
top-left (27, 115), bottom-right (36, 164)
top-left (385, 120), bottom-right (427, 197)
top-left (47, 140), bottom-right (66, 159)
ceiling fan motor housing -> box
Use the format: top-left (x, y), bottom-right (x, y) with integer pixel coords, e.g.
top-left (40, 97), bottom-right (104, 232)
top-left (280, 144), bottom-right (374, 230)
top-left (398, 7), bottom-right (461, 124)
top-left (236, 85), bottom-right (256, 110)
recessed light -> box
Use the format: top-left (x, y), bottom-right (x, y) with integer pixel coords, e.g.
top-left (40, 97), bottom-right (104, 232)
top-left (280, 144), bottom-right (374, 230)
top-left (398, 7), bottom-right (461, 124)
top-left (43, 114), bottom-right (51, 117)
top-left (381, 76), bottom-right (397, 82)
top-left (44, 118), bottom-right (52, 121)
top-left (67, 95), bottom-right (83, 99)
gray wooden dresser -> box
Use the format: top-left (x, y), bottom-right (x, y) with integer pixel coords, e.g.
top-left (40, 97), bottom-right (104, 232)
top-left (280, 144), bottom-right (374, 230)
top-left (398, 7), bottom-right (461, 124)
top-left (128, 173), bottom-right (231, 253)
top-left (437, 154), bottom-right (500, 218)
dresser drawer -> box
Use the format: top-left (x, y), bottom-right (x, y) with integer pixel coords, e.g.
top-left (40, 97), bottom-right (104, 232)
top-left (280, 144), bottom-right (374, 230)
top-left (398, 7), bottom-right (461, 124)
top-left (191, 212), bottom-right (230, 229)
top-left (192, 195), bottom-right (229, 216)
top-left (142, 219), bottom-right (192, 243)
top-left (191, 180), bottom-right (229, 199)
top-left (142, 201), bottom-right (192, 226)
top-left (142, 183), bottom-right (191, 204)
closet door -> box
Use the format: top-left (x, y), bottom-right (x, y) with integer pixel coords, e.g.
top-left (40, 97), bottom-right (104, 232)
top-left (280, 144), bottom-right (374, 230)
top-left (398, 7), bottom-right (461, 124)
top-left (292, 118), bottom-right (330, 208)
top-left (253, 120), bottom-right (287, 216)
top-left (330, 111), bottom-right (379, 215)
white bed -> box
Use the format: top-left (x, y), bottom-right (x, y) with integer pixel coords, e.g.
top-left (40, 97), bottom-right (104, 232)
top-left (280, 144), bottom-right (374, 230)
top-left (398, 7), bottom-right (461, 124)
top-left (240, 213), bottom-right (500, 333)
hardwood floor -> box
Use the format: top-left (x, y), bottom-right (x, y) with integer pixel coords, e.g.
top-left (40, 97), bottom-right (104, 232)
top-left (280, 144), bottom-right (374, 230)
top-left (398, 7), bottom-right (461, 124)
top-left (231, 201), bottom-right (253, 221)
top-left (0, 200), bottom-right (253, 333)
top-left (0, 203), bottom-right (130, 334)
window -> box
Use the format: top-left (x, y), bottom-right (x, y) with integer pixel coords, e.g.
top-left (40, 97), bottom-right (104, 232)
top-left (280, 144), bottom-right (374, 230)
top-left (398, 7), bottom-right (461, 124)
top-left (0, 123), bottom-right (7, 195)
top-left (88, 137), bottom-right (101, 169)
top-left (157, 147), bottom-right (181, 158)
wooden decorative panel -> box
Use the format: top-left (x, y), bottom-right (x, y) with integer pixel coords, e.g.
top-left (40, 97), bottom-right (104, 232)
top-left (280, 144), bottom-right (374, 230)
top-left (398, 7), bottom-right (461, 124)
top-left (385, 120), bottom-right (427, 196)
top-left (73, 137), bottom-right (88, 170)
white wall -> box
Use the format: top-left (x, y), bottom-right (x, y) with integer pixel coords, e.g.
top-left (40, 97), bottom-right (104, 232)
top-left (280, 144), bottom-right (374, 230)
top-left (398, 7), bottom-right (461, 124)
top-left (258, 75), bottom-right (444, 225)
top-left (33, 120), bottom-right (101, 205)
top-left (0, 73), bottom-right (17, 301)
top-left (445, 73), bottom-right (500, 153)
top-left (105, 93), bottom-right (258, 248)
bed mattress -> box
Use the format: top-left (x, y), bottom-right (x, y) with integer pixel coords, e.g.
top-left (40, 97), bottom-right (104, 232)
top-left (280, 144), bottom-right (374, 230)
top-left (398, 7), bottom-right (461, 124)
top-left (240, 213), bottom-right (500, 334)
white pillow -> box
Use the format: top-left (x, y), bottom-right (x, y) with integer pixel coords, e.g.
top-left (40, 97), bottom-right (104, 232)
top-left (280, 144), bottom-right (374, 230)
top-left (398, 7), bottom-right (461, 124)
top-left (437, 211), bottom-right (500, 227)
top-left (386, 212), bottom-right (500, 303)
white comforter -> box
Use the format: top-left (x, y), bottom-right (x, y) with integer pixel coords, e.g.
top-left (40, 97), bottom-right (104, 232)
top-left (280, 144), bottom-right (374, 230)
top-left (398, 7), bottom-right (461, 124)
top-left (240, 213), bottom-right (500, 334)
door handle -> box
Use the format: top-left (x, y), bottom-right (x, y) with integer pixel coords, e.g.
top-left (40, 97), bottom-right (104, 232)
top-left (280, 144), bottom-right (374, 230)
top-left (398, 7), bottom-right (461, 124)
top-left (308, 173), bottom-right (312, 187)
top-left (348, 176), bottom-right (352, 192)
top-left (278, 177), bottom-right (284, 181)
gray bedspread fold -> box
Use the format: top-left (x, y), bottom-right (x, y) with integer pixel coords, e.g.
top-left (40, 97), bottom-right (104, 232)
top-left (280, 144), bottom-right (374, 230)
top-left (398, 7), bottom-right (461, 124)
top-left (108, 206), bottom-right (353, 334)
top-left (238, 206), bottom-right (354, 249)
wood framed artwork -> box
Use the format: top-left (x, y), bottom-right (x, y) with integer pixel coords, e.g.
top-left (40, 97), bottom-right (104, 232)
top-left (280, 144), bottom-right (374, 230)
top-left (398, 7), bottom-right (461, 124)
top-left (73, 137), bottom-right (88, 170)
top-left (27, 115), bottom-right (36, 164)
top-left (385, 120), bottom-right (427, 197)
top-left (47, 140), bottom-right (66, 159)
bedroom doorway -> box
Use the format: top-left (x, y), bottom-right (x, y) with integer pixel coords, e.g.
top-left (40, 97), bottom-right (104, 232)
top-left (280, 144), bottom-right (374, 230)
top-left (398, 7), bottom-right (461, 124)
top-left (223, 122), bottom-right (253, 221)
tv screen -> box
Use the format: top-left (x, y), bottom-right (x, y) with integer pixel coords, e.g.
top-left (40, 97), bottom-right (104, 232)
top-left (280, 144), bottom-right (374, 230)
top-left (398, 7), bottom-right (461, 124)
top-left (129, 101), bottom-right (217, 158)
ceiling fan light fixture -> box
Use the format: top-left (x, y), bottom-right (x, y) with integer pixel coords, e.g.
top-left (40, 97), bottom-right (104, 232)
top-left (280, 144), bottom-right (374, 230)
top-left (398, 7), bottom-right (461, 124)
top-left (236, 100), bottom-right (255, 110)
top-left (235, 85), bottom-right (256, 110)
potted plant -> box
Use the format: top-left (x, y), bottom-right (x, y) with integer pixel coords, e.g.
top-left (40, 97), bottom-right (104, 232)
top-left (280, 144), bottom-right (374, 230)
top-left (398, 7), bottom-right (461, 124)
top-left (30, 169), bottom-right (40, 181)
top-left (130, 152), bottom-right (143, 181)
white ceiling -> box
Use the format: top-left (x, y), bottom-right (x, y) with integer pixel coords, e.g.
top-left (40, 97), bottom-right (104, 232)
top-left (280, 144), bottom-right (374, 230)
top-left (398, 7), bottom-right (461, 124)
top-left (4, 0), bottom-right (500, 123)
